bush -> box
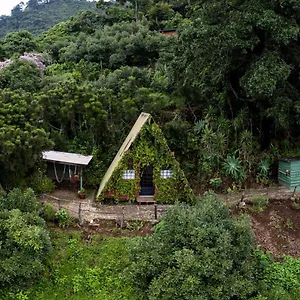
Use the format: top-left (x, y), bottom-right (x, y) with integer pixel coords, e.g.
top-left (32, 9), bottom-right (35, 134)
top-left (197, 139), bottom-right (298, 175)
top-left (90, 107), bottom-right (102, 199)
top-left (0, 190), bottom-right (51, 291)
top-left (29, 174), bottom-right (55, 194)
top-left (0, 188), bottom-right (39, 213)
top-left (253, 196), bottom-right (269, 211)
top-left (55, 208), bottom-right (70, 227)
top-left (258, 287), bottom-right (300, 300)
top-left (209, 177), bottom-right (222, 189)
top-left (256, 159), bottom-right (270, 185)
top-left (130, 193), bottom-right (256, 299)
top-left (222, 155), bottom-right (246, 182)
top-left (254, 251), bottom-right (300, 300)
top-left (42, 204), bottom-right (56, 222)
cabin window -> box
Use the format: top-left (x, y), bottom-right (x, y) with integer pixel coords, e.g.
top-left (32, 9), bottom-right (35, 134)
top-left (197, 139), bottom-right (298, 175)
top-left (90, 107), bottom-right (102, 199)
top-left (161, 170), bottom-right (173, 179)
top-left (123, 170), bottom-right (135, 179)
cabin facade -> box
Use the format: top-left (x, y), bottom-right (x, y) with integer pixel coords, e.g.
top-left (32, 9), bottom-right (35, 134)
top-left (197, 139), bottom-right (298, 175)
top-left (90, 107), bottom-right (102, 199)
top-left (96, 112), bottom-right (192, 204)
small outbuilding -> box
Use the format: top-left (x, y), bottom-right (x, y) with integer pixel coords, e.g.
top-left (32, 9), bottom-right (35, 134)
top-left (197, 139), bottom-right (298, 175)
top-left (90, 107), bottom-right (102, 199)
top-left (42, 150), bottom-right (93, 190)
top-left (96, 112), bottom-right (193, 203)
top-left (159, 29), bottom-right (178, 36)
top-left (278, 157), bottom-right (300, 191)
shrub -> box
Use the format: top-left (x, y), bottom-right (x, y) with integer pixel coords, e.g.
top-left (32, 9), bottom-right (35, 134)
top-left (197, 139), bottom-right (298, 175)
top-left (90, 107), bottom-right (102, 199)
top-left (29, 174), bottom-right (55, 194)
top-left (55, 208), bottom-right (70, 227)
top-left (256, 159), bottom-right (270, 185)
top-left (0, 191), bottom-right (51, 291)
top-left (126, 220), bottom-right (144, 231)
top-left (42, 204), bottom-right (56, 222)
top-left (152, 220), bottom-right (165, 233)
top-left (130, 193), bottom-right (256, 299)
top-left (263, 255), bottom-right (300, 291)
top-left (292, 202), bottom-right (300, 210)
top-left (253, 196), bottom-right (269, 212)
top-left (0, 188), bottom-right (39, 213)
top-left (222, 155), bottom-right (246, 182)
top-left (18, 233), bottom-right (137, 299)
top-left (209, 177), bottom-right (222, 189)
top-left (254, 251), bottom-right (300, 299)
top-left (259, 287), bottom-right (300, 300)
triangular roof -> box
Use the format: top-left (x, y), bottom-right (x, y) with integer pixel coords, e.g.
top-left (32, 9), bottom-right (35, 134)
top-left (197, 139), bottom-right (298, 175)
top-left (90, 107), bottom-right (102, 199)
top-left (96, 112), bottom-right (151, 198)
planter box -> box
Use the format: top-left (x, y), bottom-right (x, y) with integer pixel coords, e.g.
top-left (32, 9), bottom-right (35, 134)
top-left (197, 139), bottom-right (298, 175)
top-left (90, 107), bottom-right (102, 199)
top-left (104, 190), bottom-right (130, 201)
top-left (78, 193), bottom-right (86, 199)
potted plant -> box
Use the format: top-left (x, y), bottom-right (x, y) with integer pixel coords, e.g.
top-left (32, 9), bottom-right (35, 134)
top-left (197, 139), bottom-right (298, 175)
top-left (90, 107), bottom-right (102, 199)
top-left (78, 188), bottom-right (86, 199)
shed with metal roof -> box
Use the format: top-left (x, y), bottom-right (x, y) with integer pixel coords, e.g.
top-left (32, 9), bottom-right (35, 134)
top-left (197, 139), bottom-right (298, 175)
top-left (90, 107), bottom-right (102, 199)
top-left (42, 150), bottom-right (93, 191)
top-left (278, 157), bottom-right (300, 191)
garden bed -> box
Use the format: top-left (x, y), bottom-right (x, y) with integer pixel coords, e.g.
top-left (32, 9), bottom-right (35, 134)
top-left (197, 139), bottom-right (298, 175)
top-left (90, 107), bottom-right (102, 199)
top-left (236, 198), bottom-right (300, 257)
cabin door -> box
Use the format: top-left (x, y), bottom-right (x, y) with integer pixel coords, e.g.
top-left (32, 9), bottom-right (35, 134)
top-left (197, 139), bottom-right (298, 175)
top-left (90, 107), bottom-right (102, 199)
top-left (140, 166), bottom-right (154, 195)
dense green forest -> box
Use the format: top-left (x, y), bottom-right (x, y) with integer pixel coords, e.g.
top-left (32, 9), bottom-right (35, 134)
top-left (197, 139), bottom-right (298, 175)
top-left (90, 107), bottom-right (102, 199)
top-left (0, 0), bottom-right (98, 38)
top-left (1, 0), bottom-right (300, 191)
top-left (2, 2), bottom-right (300, 298)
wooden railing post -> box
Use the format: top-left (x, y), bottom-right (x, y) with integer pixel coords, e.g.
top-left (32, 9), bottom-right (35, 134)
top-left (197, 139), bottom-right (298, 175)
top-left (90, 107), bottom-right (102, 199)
top-left (78, 202), bottom-right (82, 225)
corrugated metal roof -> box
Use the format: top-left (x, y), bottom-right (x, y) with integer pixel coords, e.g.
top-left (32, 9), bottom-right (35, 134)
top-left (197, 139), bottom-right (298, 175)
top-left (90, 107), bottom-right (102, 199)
top-left (278, 157), bottom-right (300, 162)
top-left (96, 112), bottom-right (151, 198)
top-left (42, 151), bottom-right (93, 166)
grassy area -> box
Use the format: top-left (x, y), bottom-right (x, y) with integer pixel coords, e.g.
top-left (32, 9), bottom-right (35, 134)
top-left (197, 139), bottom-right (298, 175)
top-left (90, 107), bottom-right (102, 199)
top-left (7, 229), bottom-right (138, 300)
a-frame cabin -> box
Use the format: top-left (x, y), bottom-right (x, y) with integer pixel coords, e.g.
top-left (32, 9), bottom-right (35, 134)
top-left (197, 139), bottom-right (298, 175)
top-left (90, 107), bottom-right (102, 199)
top-left (96, 112), bottom-right (193, 203)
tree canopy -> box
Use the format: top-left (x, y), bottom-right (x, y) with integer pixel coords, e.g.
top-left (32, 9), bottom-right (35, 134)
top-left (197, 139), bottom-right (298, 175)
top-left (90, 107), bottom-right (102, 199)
top-left (1, 1), bottom-right (300, 298)
top-left (0, 189), bottom-right (51, 291)
top-left (0, 0), bottom-right (98, 38)
top-left (0, 0), bottom-right (300, 190)
top-left (166, 0), bottom-right (300, 148)
top-left (130, 192), bottom-right (256, 299)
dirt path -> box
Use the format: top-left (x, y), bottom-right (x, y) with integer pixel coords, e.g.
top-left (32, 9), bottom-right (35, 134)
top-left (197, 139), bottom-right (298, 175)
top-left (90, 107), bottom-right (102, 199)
top-left (41, 185), bottom-right (295, 223)
top-left (217, 185), bottom-right (295, 204)
top-left (41, 185), bottom-right (300, 256)
top-left (41, 192), bottom-right (169, 222)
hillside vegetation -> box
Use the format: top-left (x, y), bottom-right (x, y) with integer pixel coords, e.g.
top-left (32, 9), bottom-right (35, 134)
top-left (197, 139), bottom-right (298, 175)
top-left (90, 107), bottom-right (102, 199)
top-left (1, 1), bottom-right (300, 298)
top-left (1, 0), bottom-right (300, 192)
top-left (0, 0), bottom-right (98, 38)
top-left (2, 191), bottom-right (300, 299)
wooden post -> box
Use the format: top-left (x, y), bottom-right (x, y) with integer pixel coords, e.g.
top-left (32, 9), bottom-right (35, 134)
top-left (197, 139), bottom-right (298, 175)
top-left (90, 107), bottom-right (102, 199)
top-left (135, 0), bottom-right (138, 22)
top-left (121, 207), bottom-right (125, 229)
top-left (154, 204), bottom-right (157, 220)
top-left (79, 202), bottom-right (82, 225)
top-left (40, 199), bottom-right (45, 217)
top-left (58, 199), bottom-right (61, 210)
top-left (240, 193), bottom-right (244, 202)
top-left (80, 167), bottom-right (83, 191)
top-left (292, 186), bottom-right (298, 198)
